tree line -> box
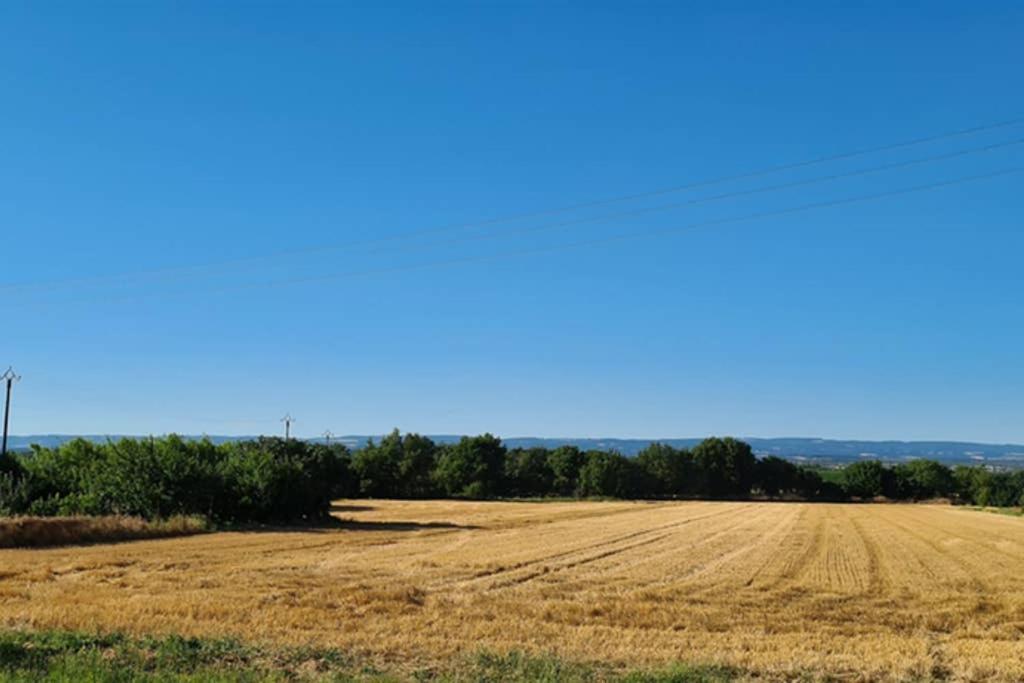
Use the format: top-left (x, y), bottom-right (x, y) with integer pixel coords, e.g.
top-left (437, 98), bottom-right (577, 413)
top-left (351, 430), bottom-right (1024, 507)
top-left (0, 431), bottom-right (1020, 523)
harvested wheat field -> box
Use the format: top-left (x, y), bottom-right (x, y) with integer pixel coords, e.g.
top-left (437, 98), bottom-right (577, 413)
top-left (1, 501), bottom-right (1024, 680)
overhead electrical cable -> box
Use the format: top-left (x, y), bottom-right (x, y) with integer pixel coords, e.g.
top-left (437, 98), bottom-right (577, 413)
top-left (378, 137), bottom-right (1024, 255)
top-left (2, 116), bottom-right (1021, 293)
top-left (80, 167), bottom-right (1018, 303)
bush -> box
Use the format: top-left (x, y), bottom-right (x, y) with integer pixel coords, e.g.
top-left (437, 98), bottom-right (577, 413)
top-left (0, 471), bottom-right (31, 517)
top-left (5, 436), bottom-right (351, 524)
top-left (216, 438), bottom-right (347, 522)
top-left (956, 468), bottom-right (1024, 508)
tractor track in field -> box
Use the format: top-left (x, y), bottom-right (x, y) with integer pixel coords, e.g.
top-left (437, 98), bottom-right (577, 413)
top-left (6, 501), bottom-right (1024, 681)
top-left (429, 504), bottom-right (748, 592)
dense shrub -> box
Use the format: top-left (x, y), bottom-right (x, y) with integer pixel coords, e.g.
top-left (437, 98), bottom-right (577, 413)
top-left (220, 438), bottom-right (349, 521)
top-left (953, 466), bottom-right (1024, 507)
top-left (0, 470), bottom-right (31, 517)
top-left (0, 436), bottom-right (350, 523)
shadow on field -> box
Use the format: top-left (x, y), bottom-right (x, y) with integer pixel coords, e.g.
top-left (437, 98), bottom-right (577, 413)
top-left (329, 503), bottom-right (375, 513)
top-left (233, 517), bottom-right (479, 533)
top-left (335, 519), bottom-right (480, 532)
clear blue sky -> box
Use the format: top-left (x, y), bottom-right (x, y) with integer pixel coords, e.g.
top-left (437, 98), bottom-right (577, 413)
top-left (3, 1), bottom-right (1023, 442)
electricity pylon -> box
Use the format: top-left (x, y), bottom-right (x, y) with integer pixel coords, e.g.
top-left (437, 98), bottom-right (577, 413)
top-left (281, 413), bottom-right (295, 440)
top-left (1, 367), bottom-right (21, 458)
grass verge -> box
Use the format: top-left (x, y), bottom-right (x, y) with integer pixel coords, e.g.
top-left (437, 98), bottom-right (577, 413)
top-left (0, 515), bottom-right (210, 548)
top-left (970, 506), bottom-right (1024, 518)
top-left (0, 630), bottom-right (740, 682)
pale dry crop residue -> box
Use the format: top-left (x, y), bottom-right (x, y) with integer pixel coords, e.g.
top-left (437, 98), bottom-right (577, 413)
top-left (1, 500), bottom-right (1024, 680)
top-left (0, 515), bottom-right (208, 548)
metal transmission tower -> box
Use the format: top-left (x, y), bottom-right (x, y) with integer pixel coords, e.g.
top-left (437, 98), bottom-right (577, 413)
top-left (1, 367), bottom-right (20, 458)
top-left (281, 413), bottom-right (295, 440)
top-left (322, 430), bottom-right (335, 446)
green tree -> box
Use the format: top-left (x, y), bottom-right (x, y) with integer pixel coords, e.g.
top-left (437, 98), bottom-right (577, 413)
top-left (976, 471), bottom-right (1021, 507)
top-left (395, 432), bottom-right (438, 498)
top-left (793, 467), bottom-right (835, 500)
top-left (635, 443), bottom-right (692, 497)
top-left (953, 465), bottom-right (985, 504)
top-left (353, 430), bottom-right (438, 498)
top-left (547, 446), bottom-right (584, 496)
top-left (692, 437), bottom-right (756, 497)
top-left (433, 434), bottom-right (506, 498)
top-left (842, 460), bottom-right (888, 499)
top-left (324, 443), bottom-right (357, 499)
top-left (890, 460), bottom-right (954, 500)
top-left (754, 456), bottom-right (803, 498)
top-left (217, 437), bottom-right (344, 522)
top-left (351, 433), bottom-right (401, 498)
top-left (577, 451), bottom-right (635, 498)
top-left (505, 447), bottom-right (555, 497)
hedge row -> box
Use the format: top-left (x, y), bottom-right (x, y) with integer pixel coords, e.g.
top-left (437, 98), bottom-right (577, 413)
top-left (0, 436), bottom-right (348, 522)
top-left (1, 431), bottom-right (1020, 523)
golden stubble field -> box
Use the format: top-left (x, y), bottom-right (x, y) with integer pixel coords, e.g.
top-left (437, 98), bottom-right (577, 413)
top-left (1, 500), bottom-right (1023, 681)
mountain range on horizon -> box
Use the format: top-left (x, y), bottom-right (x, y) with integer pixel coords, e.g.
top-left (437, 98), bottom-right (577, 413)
top-left (6, 434), bottom-right (1024, 466)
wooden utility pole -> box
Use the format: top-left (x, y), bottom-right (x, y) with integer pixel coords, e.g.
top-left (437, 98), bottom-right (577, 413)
top-left (1, 367), bottom-right (20, 458)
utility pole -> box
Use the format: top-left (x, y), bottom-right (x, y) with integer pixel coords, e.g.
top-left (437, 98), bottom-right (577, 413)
top-left (1, 367), bottom-right (20, 459)
top-left (281, 413), bottom-right (295, 440)
top-left (322, 430), bottom-right (335, 446)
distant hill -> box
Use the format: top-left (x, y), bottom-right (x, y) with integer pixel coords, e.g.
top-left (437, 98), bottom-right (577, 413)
top-left (7, 434), bottom-right (1024, 467)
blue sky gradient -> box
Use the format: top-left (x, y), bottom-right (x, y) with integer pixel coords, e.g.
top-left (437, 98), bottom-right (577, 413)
top-left (3, 2), bottom-right (1023, 440)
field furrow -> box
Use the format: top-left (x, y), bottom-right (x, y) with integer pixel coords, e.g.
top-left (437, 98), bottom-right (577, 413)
top-left (2, 500), bottom-right (1024, 681)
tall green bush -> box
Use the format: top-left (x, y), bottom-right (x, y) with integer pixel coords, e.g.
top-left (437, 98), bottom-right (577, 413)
top-left (4, 436), bottom-right (349, 523)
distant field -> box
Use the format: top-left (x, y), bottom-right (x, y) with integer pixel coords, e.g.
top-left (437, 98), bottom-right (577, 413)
top-left (1, 501), bottom-right (1023, 681)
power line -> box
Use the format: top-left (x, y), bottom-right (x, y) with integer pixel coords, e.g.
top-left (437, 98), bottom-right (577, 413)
top-left (3, 115), bottom-right (1021, 294)
top-left (378, 137), bottom-right (1024, 256)
top-left (47, 134), bottom-right (1024, 300)
top-left (426, 116), bottom-right (1022, 227)
top-left (141, 167), bottom-right (1024, 297)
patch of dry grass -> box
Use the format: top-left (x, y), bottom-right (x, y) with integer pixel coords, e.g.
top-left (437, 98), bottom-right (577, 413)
top-left (1, 501), bottom-right (1023, 680)
top-left (0, 515), bottom-right (209, 548)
